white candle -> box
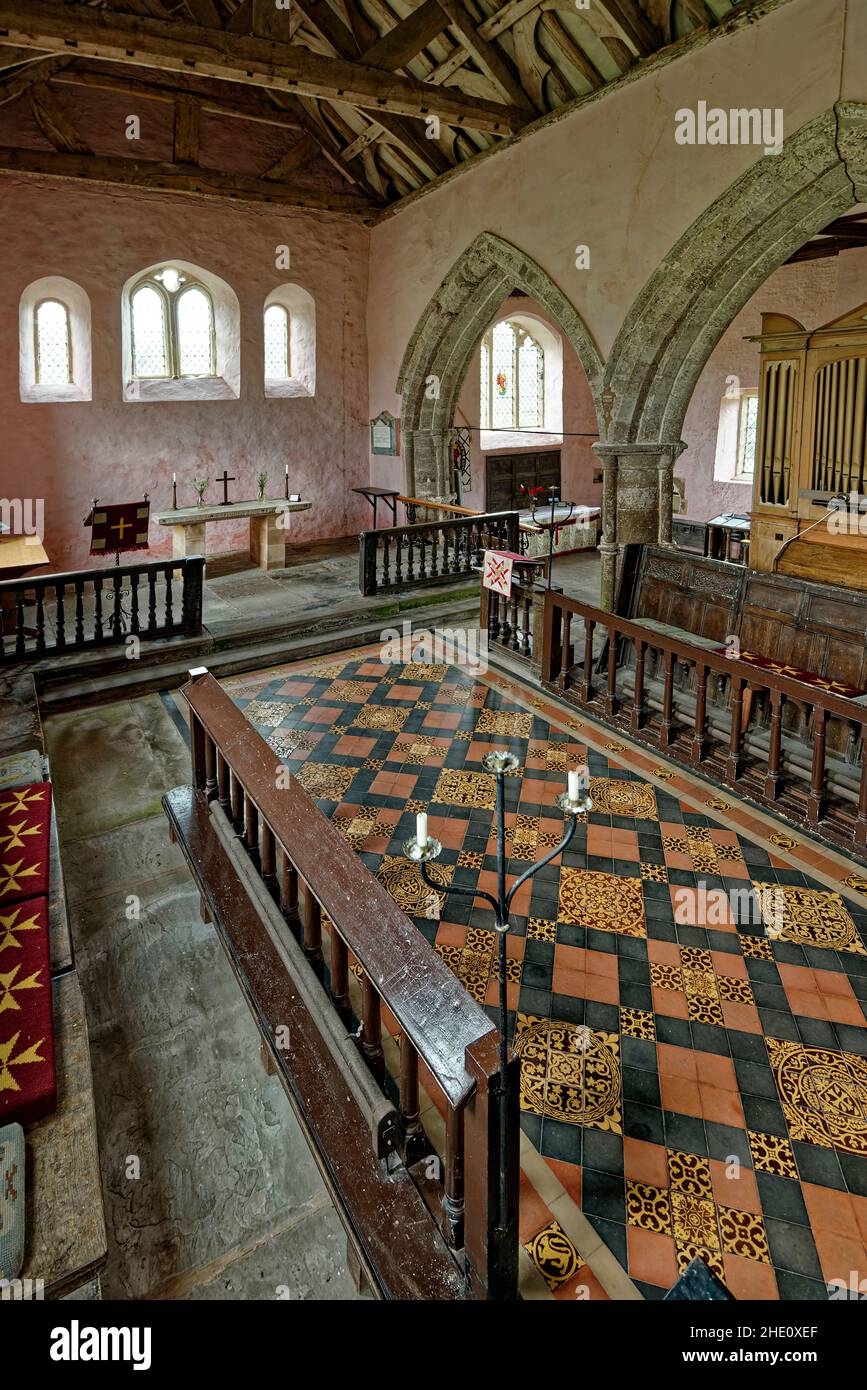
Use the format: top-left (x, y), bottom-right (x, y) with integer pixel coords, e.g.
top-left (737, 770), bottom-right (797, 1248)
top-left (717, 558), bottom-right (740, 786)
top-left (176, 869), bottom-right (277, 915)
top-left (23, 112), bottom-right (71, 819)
top-left (172, 472), bottom-right (176, 483)
top-left (568, 770), bottom-right (580, 803)
top-left (285, 464), bottom-right (289, 476)
top-left (416, 812), bottom-right (428, 848)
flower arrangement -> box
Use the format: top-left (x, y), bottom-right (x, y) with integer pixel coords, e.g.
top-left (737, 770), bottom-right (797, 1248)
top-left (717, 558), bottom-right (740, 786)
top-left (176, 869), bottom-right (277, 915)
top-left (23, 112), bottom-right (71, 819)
top-left (193, 477), bottom-right (208, 506)
top-left (519, 483), bottom-right (546, 498)
top-left (257, 470), bottom-right (268, 500)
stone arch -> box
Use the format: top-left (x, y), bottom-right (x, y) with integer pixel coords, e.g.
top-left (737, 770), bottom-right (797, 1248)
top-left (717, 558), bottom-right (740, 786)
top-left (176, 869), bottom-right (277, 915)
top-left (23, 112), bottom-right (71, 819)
top-left (396, 231), bottom-right (604, 498)
top-left (594, 103), bottom-right (867, 607)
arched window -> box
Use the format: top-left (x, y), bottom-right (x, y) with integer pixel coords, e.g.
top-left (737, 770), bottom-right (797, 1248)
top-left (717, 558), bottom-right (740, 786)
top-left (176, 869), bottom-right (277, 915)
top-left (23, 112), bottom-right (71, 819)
top-left (480, 319), bottom-right (544, 430)
top-left (130, 267), bottom-right (215, 380)
top-left (264, 303), bottom-right (290, 379)
top-left (34, 299), bottom-right (72, 386)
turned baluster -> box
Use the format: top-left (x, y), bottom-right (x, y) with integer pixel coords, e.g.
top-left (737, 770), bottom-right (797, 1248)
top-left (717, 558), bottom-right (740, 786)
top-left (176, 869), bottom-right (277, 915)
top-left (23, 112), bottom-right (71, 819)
top-left (14, 590), bottom-right (25, 656)
top-left (216, 751), bottom-right (231, 811)
top-left (94, 576), bottom-right (104, 642)
top-left (394, 532), bottom-right (404, 585)
top-left (430, 530), bottom-right (440, 578)
top-left (406, 530), bottom-right (416, 582)
top-left (631, 639), bottom-right (646, 733)
top-left (111, 573), bottom-right (123, 637)
top-left (521, 593), bottom-right (532, 657)
top-left (34, 585), bottom-right (46, 654)
top-left (581, 617), bottom-right (594, 700)
top-left (130, 573), bottom-right (140, 635)
top-left (245, 796), bottom-right (260, 865)
top-left (360, 973), bottom-right (384, 1081)
top-left (203, 735), bottom-right (218, 801)
top-left (54, 582), bottom-right (65, 649)
top-left (807, 705), bottom-right (827, 823)
top-left (510, 593), bottom-right (521, 651)
top-left (659, 650), bottom-right (675, 746)
top-left (605, 629), bottom-right (618, 718)
top-left (726, 674), bottom-right (744, 782)
top-left (164, 566), bottom-right (174, 628)
top-left (329, 928), bottom-right (350, 1019)
top-left (399, 1038), bottom-right (425, 1160)
top-left (74, 578), bottom-right (85, 644)
top-left (279, 849), bottom-right (299, 922)
top-left (381, 536), bottom-right (391, 588)
top-left (418, 535), bottom-right (427, 580)
top-left (691, 661), bottom-right (707, 763)
top-left (442, 1104), bottom-right (465, 1249)
top-left (489, 593), bottom-right (501, 643)
top-left (230, 771), bottom-right (244, 833)
top-left (500, 593), bottom-right (511, 645)
top-left (299, 880), bottom-right (323, 973)
top-left (147, 571), bottom-right (157, 632)
top-left (261, 823), bottom-right (277, 896)
top-left (765, 689), bottom-right (784, 800)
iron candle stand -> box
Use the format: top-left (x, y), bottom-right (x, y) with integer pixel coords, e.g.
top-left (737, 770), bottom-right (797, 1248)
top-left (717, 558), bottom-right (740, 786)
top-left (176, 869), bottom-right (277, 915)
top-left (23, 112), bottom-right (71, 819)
top-left (405, 750), bottom-right (592, 1236)
top-left (530, 488), bottom-right (578, 589)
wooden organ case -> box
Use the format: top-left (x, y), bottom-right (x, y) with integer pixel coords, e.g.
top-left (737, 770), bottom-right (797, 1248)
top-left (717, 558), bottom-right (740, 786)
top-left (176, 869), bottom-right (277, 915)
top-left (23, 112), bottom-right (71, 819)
top-left (749, 303), bottom-right (867, 589)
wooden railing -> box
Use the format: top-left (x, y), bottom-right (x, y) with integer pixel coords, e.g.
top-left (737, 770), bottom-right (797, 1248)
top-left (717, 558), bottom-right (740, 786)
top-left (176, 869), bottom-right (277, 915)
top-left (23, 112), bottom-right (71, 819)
top-left (541, 591), bottom-right (867, 853)
top-left (0, 555), bottom-right (205, 663)
top-left (179, 671), bottom-right (518, 1299)
top-left (359, 510), bottom-right (520, 596)
top-left (480, 572), bottom-right (549, 668)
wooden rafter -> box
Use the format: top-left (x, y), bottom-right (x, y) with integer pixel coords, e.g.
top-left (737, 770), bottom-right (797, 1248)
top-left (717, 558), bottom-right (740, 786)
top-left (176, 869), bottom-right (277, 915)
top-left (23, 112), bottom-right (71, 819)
top-left (361, 0), bottom-right (450, 72)
top-left (0, 1), bottom-right (525, 133)
top-left (173, 93), bottom-right (200, 163)
top-left (28, 80), bottom-right (92, 154)
top-left (0, 144), bottom-right (379, 214)
top-left (0, 52), bottom-right (73, 104)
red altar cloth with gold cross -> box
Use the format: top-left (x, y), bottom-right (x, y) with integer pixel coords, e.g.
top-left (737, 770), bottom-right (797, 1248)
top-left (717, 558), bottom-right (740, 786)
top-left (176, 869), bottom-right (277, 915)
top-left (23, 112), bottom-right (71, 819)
top-left (85, 500), bottom-right (150, 556)
top-left (0, 895), bottom-right (56, 1125)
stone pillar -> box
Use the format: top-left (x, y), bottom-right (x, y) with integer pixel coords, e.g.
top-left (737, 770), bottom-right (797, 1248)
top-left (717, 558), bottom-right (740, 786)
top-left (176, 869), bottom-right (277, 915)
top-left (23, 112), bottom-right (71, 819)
top-left (593, 440), bottom-right (686, 610)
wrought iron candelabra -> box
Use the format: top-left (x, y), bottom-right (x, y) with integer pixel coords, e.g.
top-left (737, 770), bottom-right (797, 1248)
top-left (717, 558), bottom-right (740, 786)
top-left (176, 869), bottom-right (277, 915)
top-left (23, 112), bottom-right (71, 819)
top-left (405, 749), bottom-right (592, 1235)
top-left (529, 487), bottom-right (578, 589)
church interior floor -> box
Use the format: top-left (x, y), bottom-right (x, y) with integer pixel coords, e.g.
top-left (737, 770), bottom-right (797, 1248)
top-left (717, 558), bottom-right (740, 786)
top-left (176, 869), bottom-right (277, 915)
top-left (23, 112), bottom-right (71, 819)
top-left (204, 645), bottom-right (867, 1301)
top-left (42, 695), bottom-right (362, 1301)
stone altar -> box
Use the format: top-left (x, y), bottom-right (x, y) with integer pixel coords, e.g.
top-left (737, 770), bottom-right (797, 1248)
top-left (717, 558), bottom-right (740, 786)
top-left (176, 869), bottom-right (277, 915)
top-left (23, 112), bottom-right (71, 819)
top-left (152, 499), bottom-right (312, 572)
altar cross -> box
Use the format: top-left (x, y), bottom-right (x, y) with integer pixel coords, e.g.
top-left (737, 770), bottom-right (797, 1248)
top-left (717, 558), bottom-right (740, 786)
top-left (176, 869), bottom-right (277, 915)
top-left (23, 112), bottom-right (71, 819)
top-left (217, 470), bottom-right (236, 505)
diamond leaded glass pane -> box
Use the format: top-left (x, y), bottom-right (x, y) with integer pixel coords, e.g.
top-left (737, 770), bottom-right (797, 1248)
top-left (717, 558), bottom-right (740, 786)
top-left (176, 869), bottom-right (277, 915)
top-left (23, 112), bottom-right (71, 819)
top-left (131, 285), bottom-right (168, 378)
top-left (739, 393), bottom-right (758, 475)
top-left (491, 319), bottom-right (516, 430)
top-left (177, 286), bottom-right (214, 376)
top-left (517, 333), bottom-right (542, 428)
top-left (264, 304), bottom-right (289, 378)
top-left (35, 299), bottom-right (71, 386)
top-left (480, 341), bottom-right (490, 428)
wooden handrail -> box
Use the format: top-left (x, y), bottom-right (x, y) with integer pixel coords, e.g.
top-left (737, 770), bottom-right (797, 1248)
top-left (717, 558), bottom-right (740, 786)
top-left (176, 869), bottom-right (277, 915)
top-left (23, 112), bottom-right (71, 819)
top-left (398, 494), bottom-right (542, 533)
top-left (182, 671), bottom-right (493, 1106)
top-left (0, 554), bottom-right (202, 591)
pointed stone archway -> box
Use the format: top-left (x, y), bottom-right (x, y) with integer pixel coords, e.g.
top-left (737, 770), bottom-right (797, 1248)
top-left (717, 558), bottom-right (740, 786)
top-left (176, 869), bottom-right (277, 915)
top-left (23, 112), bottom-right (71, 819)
top-left (396, 232), bottom-right (605, 501)
top-left (593, 102), bottom-right (867, 606)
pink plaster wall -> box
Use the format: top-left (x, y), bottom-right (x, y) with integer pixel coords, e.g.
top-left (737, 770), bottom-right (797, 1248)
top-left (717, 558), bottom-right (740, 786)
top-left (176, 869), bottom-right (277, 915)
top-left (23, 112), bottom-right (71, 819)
top-left (679, 247), bottom-right (867, 520)
top-left (0, 91), bottom-right (370, 570)
top-left (367, 0), bottom-right (857, 488)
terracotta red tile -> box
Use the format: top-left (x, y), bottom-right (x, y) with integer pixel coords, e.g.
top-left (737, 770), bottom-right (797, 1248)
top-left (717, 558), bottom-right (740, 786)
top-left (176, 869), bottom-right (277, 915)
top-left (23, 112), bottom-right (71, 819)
top-left (660, 1074), bottom-right (702, 1117)
top-left (721, 1000), bottom-right (764, 1034)
top-left (657, 1043), bottom-right (697, 1080)
top-left (653, 987), bottom-right (689, 1019)
top-left (627, 1227), bottom-right (678, 1289)
top-left (801, 1182), bottom-right (858, 1236)
top-left (813, 1229), bottom-right (867, 1288)
top-left (710, 1159), bottom-right (761, 1215)
top-left (545, 1157), bottom-right (582, 1208)
top-left (722, 1252), bottom-right (779, 1300)
top-left (584, 974), bottom-right (619, 1006)
top-left (518, 1171), bottom-right (553, 1242)
top-left (698, 1083), bottom-right (744, 1128)
top-left (586, 949), bottom-right (618, 979)
top-left (694, 1053), bottom-right (738, 1092)
top-left (624, 1138), bottom-right (669, 1187)
top-left (386, 683), bottom-right (424, 701)
top-left (648, 939), bottom-right (681, 966)
top-left (712, 951), bottom-right (748, 981)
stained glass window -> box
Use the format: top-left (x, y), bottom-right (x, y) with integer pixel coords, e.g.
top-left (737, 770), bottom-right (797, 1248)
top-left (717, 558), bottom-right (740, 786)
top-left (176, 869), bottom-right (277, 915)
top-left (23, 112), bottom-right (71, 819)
top-left (177, 286), bottom-right (215, 376)
top-left (737, 391), bottom-right (758, 477)
top-left (130, 269), bottom-right (216, 381)
top-left (264, 304), bottom-right (290, 378)
top-left (34, 299), bottom-right (71, 386)
top-left (480, 319), bottom-right (544, 430)
top-left (131, 285), bottom-right (169, 378)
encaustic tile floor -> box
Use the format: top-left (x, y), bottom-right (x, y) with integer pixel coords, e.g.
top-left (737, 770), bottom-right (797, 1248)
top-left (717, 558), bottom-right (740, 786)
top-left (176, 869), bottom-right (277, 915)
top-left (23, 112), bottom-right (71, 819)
top-left (215, 648), bottom-right (867, 1301)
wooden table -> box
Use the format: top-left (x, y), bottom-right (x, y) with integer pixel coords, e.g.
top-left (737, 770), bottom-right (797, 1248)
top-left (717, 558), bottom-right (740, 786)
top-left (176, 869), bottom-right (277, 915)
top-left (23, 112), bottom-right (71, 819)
top-left (352, 487), bottom-right (400, 528)
top-left (0, 533), bottom-right (50, 581)
top-left (152, 499), bottom-right (311, 572)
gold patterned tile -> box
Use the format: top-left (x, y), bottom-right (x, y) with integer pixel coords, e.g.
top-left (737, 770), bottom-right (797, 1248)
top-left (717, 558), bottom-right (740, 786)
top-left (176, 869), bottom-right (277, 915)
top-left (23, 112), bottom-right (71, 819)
top-left (242, 698), bottom-right (291, 727)
top-left (748, 1129), bottom-right (798, 1179)
top-left (752, 882), bottom-right (867, 956)
top-left (528, 917), bottom-right (556, 943)
top-left (718, 1207), bottom-right (771, 1264)
top-left (558, 869), bottom-right (646, 938)
top-left (651, 962), bottom-right (683, 992)
top-left (324, 680), bottom-right (373, 702)
top-left (352, 704), bottom-right (409, 732)
top-left (626, 1181), bottom-right (671, 1232)
top-left (309, 660), bottom-right (349, 679)
top-left (457, 849), bottom-right (484, 869)
top-left (296, 762), bottom-right (359, 800)
top-left (671, 1191), bottom-right (720, 1250)
top-left (588, 778), bottom-right (658, 820)
top-left (766, 1037), bottom-right (867, 1155)
top-left (716, 843), bottom-right (745, 863)
top-left (717, 974), bottom-right (754, 1005)
top-left (524, 1220), bottom-right (585, 1291)
top-left (620, 1007), bottom-right (655, 1040)
top-left (401, 663), bottom-right (447, 682)
top-left (667, 1149), bottom-right (713, 1199)
top-left (514, 1014), bottom-right (622, 1133)
top-left (740, 934), bottom-right (774, 961)
top-left (433, 767), bottom-right (496, 810)
top-left (841, 873), bottom-right (867, 896)
top-left (376, 855), bottom-right (453, 919)
top-left (662, 835), bottom-right (690, 854)
top-left (640, 862), bottom-right (669, 882)
top-left (475, 708), bottom-right (533, 738)
top-left (675, 1244), bottom-right (725, 1279)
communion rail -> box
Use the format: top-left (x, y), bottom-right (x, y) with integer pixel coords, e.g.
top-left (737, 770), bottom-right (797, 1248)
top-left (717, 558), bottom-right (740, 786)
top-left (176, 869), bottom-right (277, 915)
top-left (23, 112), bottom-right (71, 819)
top-left (164, 670), bottom-right (518, 1300)
top-left (0, 555), bottom-right (205, 664)
top-left (358, 510), bottom-right (520, 596)
top-left (541, 590), bottom-right (867, 854)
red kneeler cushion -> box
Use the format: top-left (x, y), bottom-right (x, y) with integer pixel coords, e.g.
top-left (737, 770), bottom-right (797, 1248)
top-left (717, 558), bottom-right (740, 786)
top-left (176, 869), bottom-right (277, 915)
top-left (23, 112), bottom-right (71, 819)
top-left (0, 896), bottom-right (56, 1125)
top-left (0, 783), bottom-right (52, 908)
